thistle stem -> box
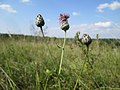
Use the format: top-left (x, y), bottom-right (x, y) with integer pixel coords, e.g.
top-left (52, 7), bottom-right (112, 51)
top-left (86, 45), bottom-right (93, 69)
top-left (39, 26), bottom-right (55, 65)
top-left (58, 31), bottom-right (66, 75)
top-left (40, 26), bottom-right (44, 37)
top-left (86, 45), bottom-right (89, 57)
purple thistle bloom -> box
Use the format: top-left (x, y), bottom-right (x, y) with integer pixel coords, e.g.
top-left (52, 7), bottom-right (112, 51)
top-left (59, 13), bottom-right (70, 31)
top-left (59, 13), bottom-right (70, 23)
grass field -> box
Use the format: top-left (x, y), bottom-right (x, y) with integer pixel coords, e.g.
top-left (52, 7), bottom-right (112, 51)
top-left (0, 35), bottom-right (120, 90)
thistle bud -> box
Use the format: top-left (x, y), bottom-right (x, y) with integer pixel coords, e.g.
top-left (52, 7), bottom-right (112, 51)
top-left (59, 13), bottom-right (70, 31)
top-left (81, 34), bottom-right (92, 46)
top-left (35, 14), bottom-right (45, 27)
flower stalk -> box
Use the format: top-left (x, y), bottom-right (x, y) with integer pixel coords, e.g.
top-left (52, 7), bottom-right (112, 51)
top-left (58, 31), bottom-right (66, 75)
top-left (40, 26), bottom-right (44, 37)
top-left (81, 34), bottom-right (93, 71)
top-left (58, 13), bottom-right (70, 75)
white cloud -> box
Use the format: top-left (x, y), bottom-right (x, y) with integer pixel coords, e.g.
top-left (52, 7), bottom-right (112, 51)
top-left (67, 21), bottom-right (118, 38)
top-left (21, 0), bottom-right (31, 3)
top-left (46, 21), bottom-right (117, 38)
top-left (109, 1), bottom-right (120, 10)
top-left (94, 21), bottom-right (112, 27)
top-left (0, 3), bottom-right (17, 13)
top-left (72, 12), bottom-right (80, 16)
top-left (97, 1), bottom-right (120, 12)
top-left (97, 3), bottom-right (109, 12)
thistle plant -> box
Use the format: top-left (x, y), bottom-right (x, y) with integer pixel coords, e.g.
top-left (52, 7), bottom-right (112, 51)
top-left (35, 14), bottom-right (45, 37)
top-left (75, 32), bottom-right (93, 74)
top-left (81, 34), bottom-right (93, 73)
top-left (58, 13), bottom-right (70, 75)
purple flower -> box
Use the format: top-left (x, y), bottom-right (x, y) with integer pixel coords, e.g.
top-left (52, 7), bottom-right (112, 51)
top-left (59, 13), bottom-right (70, 31)
top-left (59, 13), bottom-right (70, 23)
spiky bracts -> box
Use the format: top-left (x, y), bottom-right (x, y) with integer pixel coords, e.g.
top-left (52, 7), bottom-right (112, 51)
top-left (81, 34), bottom-right (92, 47)
top-left (35, 14), bottom-right (45, 27)
top-left (35, 14), bottom-right (45, 37)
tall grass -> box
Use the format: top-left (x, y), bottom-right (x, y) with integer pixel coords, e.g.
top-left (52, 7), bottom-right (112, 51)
top-left (0, 37), bottom-right (120, 90)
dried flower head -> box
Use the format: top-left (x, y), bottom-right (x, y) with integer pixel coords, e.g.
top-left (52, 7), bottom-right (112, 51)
top-left (81, 34), bottom-right (92, 47)
top-left (59, 13), bottom-right (70, 31)
top-left (35, 14), bottom-right (45, 27)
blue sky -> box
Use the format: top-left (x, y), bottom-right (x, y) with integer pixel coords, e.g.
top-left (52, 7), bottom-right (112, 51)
top-left (0, 0), bottom-right (120, 38)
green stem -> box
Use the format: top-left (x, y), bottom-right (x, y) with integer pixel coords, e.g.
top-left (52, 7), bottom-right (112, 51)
top-left (44, 76), bottom-right (49, 90)
top-left (73, 79), bottom-right (78, 90)
top-left (40, 26), bottom-right (44, 37)
top-left (58, 31), bottom-right (66, 75)
top-left (86, 45), bottom-right (93, 69)
top-left (81, 45), bottom-right (90, 74)
top-left (81, 55), bottom-right (87, 75)
top-left (86, 45), bottom-right (89, 57)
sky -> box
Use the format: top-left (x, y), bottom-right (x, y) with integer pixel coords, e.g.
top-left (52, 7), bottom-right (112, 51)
top-left (0, 0), bottom-right (120, 38)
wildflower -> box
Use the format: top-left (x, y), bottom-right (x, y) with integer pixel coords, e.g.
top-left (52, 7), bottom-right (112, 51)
top-left (35, 14), bottom-right (45, 27)
top-left (58, 13), bottom-right (70, 75)
top-left (35, 14), bottom-right (45, 37)
top-left (81, 34), bottom-right (92, 47)
top-left (59, 13), bottom-right (70, 31)
top-left (81, 34), bottom-right (93, 70)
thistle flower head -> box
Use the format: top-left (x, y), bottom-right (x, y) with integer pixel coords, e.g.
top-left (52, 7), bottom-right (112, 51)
top-left (59, 13), bottom-right (70, 31)
top-left (35, 14), bottom-right (45, 27)
top-left (81, 34), bottom-right (92, 46)
top-left (59, 13), bottom-right (69, 23)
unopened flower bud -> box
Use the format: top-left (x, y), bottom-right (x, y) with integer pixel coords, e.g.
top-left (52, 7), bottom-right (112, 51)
top-left (35, 14), bottom-right (45, 27)
top-left (81, 34), bottom-right (92, 46)
top-left (60, 21), bottom-right (69, 31)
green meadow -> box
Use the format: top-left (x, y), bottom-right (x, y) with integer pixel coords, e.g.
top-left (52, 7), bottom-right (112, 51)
top-left (0, 34), bottom-right (120, 90)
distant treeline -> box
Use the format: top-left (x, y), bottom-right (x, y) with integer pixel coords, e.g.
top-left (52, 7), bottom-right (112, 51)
top-left (0, 33), bottom-right (120, 46)
top-left (0, 33), bottom-right (74, 45)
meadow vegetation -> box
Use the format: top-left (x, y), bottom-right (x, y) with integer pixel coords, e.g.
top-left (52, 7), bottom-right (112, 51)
top-left (0, 34), bottom-right (120, 90)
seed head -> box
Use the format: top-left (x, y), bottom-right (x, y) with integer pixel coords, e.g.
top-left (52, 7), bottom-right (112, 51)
top-left (81, 34), bottom-right (92, 46)
top-left (35, 14), bottom-right (45, 27)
